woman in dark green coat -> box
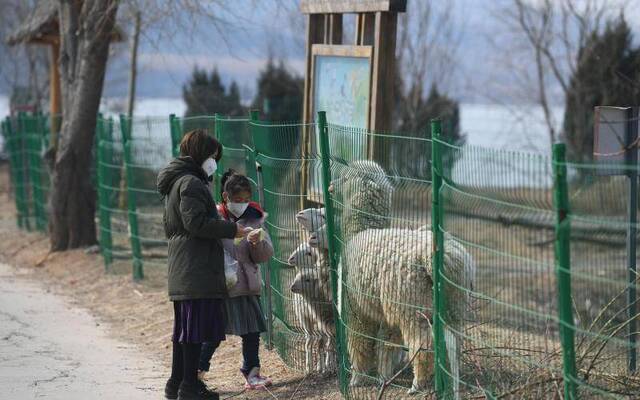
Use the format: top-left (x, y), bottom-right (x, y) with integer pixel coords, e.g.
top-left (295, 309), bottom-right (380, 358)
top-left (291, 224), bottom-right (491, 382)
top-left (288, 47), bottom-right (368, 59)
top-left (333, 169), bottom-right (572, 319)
top-left (157, 129), bottom-right (250, 400)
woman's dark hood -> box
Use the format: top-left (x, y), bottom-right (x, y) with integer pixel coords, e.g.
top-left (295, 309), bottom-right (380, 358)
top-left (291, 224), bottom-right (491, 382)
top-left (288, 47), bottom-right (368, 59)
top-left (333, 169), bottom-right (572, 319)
top-left (157, 157), bottom-right (207, 197)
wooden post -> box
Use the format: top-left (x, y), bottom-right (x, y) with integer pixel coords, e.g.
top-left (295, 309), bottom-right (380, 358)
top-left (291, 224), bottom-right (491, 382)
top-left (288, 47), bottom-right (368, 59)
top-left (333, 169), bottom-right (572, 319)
top-left (370, 11), bottom-right (397, 134)
top-left (369, 11), bottom-right (398, 161)
top-left (355, 13), bottom-right (375, 45)
top-left (127, 10), bottom-right (141, 119)
top-left (328, 14), bottom-right (343, 44)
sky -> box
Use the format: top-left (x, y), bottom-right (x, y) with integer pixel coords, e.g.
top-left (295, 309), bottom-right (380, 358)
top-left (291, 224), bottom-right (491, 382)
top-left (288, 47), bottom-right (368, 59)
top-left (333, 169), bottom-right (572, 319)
top-left (2, 0), bottom-right (639, 104)
top-left (110, 0), bottom-right (639, 104)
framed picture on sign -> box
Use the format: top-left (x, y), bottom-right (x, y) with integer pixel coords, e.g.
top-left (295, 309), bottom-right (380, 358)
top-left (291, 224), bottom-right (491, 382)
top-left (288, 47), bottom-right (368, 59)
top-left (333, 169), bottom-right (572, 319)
top-left (306, 44), bottom-right (373, 203)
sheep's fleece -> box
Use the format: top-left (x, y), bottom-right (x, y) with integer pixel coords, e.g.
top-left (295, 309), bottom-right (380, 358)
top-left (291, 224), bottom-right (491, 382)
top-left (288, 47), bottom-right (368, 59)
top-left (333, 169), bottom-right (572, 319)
top-left (342, 227), bottom-right (474, 393)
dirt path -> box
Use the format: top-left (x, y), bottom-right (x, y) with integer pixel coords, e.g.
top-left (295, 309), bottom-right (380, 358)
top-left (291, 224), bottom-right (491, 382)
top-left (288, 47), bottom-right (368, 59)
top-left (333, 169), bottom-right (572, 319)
top-left (0, 262), bottom-right (164, 399)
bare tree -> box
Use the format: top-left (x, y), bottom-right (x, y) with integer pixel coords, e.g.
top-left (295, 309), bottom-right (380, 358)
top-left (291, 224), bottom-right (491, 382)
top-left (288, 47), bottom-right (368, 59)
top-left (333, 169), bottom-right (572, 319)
top-left (395, 0), bottom-right (462, 133)
top-left (493, 0), bottom-right (627, 147)
top-left (49, 0), bottom-right (119, 250)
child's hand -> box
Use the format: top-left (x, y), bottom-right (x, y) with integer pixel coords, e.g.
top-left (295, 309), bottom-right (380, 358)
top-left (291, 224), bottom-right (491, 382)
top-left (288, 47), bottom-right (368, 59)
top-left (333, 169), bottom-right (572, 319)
top-left (247, 228), bottom-right (262, 245)
top-left (235, 224), bottom-right (253, 238)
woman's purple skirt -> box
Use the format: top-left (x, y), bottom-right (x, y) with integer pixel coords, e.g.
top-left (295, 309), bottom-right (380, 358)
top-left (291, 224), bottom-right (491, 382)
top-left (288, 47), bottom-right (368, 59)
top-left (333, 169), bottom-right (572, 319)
top-left (172, 299), bottom-right (226, 344)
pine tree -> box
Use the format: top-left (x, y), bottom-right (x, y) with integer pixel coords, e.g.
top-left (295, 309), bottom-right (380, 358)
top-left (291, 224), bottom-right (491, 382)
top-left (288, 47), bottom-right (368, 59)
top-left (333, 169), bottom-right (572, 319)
top-left (562, 17), bottom-right (640, 162)
top-left (227, 81), bottom-right (244, 116)
top-left (252, 58), bottom-right (303, 122)
top-left (182, 67), bottom-right (245, 117)
top-left (393, 81), bottom-right (463, 179)
top-left (397, 83), bottom-right (461, 142)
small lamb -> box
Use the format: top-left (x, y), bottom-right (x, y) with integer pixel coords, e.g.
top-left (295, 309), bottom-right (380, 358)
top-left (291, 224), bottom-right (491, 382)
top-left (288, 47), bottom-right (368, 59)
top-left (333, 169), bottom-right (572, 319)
top-left (290, 263), bottom-right (335, 374)
top-left (296, 208), bottom-right (325, 233)
top-left (287, 242), bottom-right (320, 268)
top-left (308, 224), bottom-right (328, 250)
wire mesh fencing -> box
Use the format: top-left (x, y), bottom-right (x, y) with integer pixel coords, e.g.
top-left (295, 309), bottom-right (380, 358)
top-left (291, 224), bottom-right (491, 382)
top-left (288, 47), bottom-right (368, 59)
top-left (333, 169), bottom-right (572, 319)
top-left (4, 110), bottom-right (640, 399)
top-left (2, 115), bottom-right (32, 230)
top-left (434, 125), bottom-right (564, 399)
top-left (562, 158), bottom-right (640, 399)
top-left (318, 115), bottom-right (435, 398)
top-left (247, 117), bottom-right (333, 373)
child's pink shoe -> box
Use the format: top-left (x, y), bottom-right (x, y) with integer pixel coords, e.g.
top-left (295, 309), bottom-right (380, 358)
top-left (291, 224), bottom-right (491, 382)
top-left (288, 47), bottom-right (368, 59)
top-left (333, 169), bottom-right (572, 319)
top-left (242, 367), bottom-right (272, 390)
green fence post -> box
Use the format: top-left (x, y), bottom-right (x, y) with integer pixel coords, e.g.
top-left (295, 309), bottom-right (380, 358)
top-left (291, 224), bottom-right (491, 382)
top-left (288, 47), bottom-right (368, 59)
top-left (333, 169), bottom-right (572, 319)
top-left (3, 117), bottom-right (22, 228)
top-left (317, 111), bottom-right (350, 393)
top-left (119, 114), bottom-right (144, 281)
top-left (29, 113), bottom-right (46, 231)
top-left (37, 113), bottom-right (50, 228)
top-left (431, 119), bottom-right (450, 398)
top-left (17, 112), bottom-right (31, 231)
top-left (96, 114), bottom-right (113, 269)
top-left (553, 143), bottom-right (577, 399)
top-left (250, 110), bottom-right (273, 351)
top-left (2, 116), bottom-right (17, 219)
top-left (169, 113), bottom-right (181, 158)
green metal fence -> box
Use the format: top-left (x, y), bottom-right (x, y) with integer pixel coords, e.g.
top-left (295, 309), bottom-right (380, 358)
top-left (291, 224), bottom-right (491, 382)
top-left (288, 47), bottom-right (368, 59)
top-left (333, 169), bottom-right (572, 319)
top-left (247, 117), bottom-right (329, 370)
top-left (3, 110), bottom-right (639, 399)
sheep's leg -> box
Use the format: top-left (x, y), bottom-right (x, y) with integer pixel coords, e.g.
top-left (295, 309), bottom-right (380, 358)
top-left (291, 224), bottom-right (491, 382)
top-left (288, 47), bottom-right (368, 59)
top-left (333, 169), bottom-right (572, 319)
top-left (348, 316), bottom-right (377, 387)
top-left (378, 330), bottom-right (404, 380)
top-left (315, 333), bottom-right (325, 373)
top-left (400, 318), bottom-right (433, 395)
top-left (324, 332), bottom-right (335, 372)
top-left (304, 334), bottom-right (313, 374)
top-left (377, 326), bottom-right (394, 380)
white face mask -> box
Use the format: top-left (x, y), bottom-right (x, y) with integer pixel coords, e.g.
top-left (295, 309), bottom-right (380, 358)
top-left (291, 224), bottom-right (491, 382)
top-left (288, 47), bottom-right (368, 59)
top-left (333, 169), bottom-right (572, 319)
top-left (201, 158), bottom-right (217, 177)
top-left (227, 202), bottom-right (249, 218)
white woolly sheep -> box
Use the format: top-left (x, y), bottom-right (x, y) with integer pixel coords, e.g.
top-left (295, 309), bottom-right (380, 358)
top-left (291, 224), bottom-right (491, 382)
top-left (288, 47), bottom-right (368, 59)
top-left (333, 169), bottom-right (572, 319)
top-left (308, 224), bottom-right (328, 250)
top-left (287, 242), bottom-right (320, 268)
top-left (332, 159), bottom-right (394, 240)
top-left (342, 227), bottom-right (475, 394)
top-left (290, 262), bottom-right (336, 374)
top-left (296, 208), bottom-right (325, 233)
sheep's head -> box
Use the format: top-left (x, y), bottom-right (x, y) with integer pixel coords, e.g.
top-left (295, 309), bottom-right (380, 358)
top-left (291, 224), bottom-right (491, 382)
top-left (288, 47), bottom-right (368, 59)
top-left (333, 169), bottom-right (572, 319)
top-left (287, 243), bottom-right (319, 268)
top-left (296, 207), bottom-right (325, 233)
top-left (332, 160), bottom-right (393, 237)
top-left (290, 266), bottom-right (329, 300)
top-left (308, 224), bottom-right (328, 249)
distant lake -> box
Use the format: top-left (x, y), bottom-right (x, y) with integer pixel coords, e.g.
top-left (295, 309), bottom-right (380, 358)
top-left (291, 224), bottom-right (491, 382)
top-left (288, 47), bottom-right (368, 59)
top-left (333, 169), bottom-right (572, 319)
top-left (0, 96), bottom-right (563, 187)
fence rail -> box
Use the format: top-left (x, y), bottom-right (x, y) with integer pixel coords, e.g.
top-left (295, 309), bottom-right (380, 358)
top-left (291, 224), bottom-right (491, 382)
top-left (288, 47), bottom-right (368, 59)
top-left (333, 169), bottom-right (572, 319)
top-left (2, 111), bottom-right (638, 399)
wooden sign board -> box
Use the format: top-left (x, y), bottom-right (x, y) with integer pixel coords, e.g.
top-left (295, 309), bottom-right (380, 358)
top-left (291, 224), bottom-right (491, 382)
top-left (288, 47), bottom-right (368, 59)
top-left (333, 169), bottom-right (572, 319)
top-left (299, 3), bottom-right (402, 207)
top-left (593, 106), bottom-right (637, 175)
top-left (307, 45), bottom-right (372, 202)
top-left (301, 0), bottom-right (407, 14)
top-left (311, 45), bottom-right (372, 131)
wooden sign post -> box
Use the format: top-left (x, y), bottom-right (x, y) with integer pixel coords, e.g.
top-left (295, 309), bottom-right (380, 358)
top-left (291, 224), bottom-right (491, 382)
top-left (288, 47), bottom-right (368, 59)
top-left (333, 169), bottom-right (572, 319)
top-left (300, 0), bottom-right (406, 205)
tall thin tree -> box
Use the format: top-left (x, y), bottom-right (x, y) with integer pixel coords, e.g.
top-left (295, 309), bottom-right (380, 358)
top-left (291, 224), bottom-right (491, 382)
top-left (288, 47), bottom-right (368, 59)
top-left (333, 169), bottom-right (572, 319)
top-left (49, 0), bottom-right (119, 250)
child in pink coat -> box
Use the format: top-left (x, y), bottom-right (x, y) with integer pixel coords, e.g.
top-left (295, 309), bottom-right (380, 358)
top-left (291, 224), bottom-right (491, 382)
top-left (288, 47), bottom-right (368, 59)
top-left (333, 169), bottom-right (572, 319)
top-left (198, 170), bottom-right (274, 390)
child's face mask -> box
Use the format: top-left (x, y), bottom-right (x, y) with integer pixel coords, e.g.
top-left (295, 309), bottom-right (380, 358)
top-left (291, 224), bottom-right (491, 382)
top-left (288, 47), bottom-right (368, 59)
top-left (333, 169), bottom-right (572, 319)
top-left (224, 191), bottom-right (252, 218)
top-left (227, 202), bottom-right (249, 218)
top-left (202, 158), bottom-right (217, 177)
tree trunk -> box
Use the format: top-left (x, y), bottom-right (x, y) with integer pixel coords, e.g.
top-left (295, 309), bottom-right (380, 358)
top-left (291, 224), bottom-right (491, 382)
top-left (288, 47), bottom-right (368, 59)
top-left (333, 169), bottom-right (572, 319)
top-left (127, 10), bottom-right (141, 118)
top-left (49, 0), bottom-right (119, 251)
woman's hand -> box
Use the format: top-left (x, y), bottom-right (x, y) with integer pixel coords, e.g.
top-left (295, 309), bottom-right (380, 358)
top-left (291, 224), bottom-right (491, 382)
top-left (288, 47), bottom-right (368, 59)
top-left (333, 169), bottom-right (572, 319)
top-left (235, 223), bottom-right (253, 238)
